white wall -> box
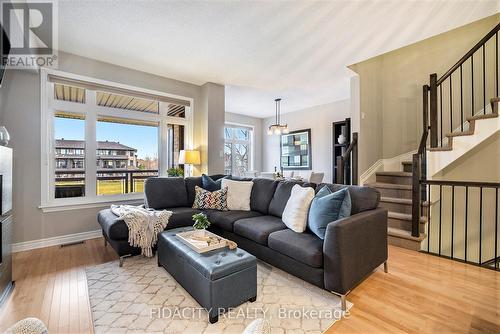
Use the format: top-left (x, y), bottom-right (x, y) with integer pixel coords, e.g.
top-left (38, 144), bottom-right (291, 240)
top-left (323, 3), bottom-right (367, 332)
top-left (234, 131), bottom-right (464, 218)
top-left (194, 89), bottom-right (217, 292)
top-left (225, 112), bottom-right (263, 172)
top-left (262, 99), bottom-right (350, 183)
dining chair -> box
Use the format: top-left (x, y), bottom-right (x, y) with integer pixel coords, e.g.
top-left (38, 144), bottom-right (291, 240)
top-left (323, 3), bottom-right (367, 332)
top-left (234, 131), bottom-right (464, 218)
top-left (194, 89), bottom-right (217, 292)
top-left (309, 172), bottom-right (324, 184)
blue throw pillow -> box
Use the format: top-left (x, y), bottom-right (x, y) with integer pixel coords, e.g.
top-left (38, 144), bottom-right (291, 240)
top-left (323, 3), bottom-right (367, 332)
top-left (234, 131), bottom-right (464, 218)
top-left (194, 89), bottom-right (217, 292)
top-left (201, 174), bottom-right (224, 191)
top-left (307, 187), bottom-right (352, 239)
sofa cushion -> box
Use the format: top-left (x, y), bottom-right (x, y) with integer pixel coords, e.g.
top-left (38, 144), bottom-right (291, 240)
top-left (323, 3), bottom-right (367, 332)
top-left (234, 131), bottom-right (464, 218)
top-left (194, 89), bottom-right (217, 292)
top-left (250, 178), bottom-right (279, 214)
top-left (282, 184), bottom-right (315, 233)
top-left (308, 187), bottom-right (351, 239)
top-left (316, 183), bottom-right (380, 214)
top-left (222, 179), bottom-right (253, 211)
top-left (98, 207), bottom-right (200, 240)
top-left (167, 207), bottom-right (202, 229)
top-left (186, 175), bottom-right (226, 206)
top-left (144, 177), bottom-right (188, 209)
top-left (192, 186), bottom-right (228, 211)
top-left (206, 210), bottom-right (262, 232)
top-left (268, 229), bottom-right (324, 268)
top-left (268, 181), bottom-right (316, 218)
top-left (202, 174), bottom-right (225, 191)
top-left (233, 215), bottom-right (287, 245)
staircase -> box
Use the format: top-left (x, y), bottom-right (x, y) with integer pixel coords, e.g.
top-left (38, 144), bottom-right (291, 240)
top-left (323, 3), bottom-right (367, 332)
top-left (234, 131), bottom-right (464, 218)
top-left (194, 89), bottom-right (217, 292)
top-left (367, 166), bottom-right (427, 250)
top-left (427, 97), bottom-right (499, 175)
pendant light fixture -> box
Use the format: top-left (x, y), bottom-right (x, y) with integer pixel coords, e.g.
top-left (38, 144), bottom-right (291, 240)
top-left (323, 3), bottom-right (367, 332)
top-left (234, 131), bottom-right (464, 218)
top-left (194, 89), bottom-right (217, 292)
top-left (267, 98), bottom-right (289, 135)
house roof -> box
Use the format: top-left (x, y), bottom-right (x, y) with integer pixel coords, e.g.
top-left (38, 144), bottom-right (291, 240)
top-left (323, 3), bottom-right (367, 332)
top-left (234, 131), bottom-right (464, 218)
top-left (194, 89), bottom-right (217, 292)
top-left (55, 139), bottom-right (136, 151)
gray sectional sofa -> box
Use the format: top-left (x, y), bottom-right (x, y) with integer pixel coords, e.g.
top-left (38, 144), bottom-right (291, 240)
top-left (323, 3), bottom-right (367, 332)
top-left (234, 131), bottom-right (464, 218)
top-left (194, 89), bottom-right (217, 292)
top-left (98, 175), bottom-right (388, 306)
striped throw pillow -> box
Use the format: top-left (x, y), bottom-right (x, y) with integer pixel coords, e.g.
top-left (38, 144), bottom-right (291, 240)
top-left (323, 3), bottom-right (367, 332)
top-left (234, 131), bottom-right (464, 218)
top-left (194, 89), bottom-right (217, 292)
top-left (192, 186), bottom-right (229, 211)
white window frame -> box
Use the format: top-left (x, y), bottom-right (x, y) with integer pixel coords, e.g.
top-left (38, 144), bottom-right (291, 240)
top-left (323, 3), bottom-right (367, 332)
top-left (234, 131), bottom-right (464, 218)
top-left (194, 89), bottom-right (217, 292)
top-left (40, 68), bottom-right (194, 212)
top-left (224, 123), bottom-right (253, 176)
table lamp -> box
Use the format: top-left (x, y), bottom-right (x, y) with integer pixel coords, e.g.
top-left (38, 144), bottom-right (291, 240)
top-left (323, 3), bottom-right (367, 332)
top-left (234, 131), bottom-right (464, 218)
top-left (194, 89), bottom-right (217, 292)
top-left (179, 150), bottom-right (200, 177)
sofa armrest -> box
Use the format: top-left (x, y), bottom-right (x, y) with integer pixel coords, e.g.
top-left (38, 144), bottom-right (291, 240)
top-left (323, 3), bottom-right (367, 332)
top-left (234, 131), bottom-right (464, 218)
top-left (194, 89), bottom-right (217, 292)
top-left (323, 207), bottom-right (388, 294)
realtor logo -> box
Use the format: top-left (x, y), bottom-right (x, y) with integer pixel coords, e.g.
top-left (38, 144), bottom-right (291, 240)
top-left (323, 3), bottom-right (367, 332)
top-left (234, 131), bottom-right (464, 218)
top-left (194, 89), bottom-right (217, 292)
top-left (1, 0), bottom-right (58, 69)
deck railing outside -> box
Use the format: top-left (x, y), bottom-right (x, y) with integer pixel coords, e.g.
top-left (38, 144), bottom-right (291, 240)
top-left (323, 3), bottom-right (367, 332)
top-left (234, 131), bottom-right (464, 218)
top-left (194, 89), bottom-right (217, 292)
top-left (55, 169), bottom-right (158, 198)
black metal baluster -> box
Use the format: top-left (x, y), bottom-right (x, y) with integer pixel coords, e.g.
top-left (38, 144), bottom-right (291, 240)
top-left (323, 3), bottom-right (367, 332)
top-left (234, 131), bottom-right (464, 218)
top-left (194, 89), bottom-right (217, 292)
top-left (440, 85), bottom-right (443, 146)
top-left (497, 32), bottom-right (499, 98)
top-left (439, 185), bottom-right (442, 256)
top-left (451, 185), bottom-right (455, 259)
top-left (450, 77), bottom-right (453, 133)
top-left (465, 186), bottom-right (468, 262)
top-left (479, 187), bottom-right (483, 265)
top-left (460, 65), bottom-right (464, 131)
top-left (483, 45), bottom-right (486, 115)
top-left (472, 55), bottom-right (475, 117)
top-left (495, 188), bottom-right (498, 270)
top-left (427, 184), bottom-right (431, 253)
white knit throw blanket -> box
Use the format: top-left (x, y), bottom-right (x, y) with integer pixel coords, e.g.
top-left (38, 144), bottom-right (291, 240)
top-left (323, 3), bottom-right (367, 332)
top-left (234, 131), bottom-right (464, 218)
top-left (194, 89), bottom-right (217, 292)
top-left (110, 205), bottom-right (172, 257)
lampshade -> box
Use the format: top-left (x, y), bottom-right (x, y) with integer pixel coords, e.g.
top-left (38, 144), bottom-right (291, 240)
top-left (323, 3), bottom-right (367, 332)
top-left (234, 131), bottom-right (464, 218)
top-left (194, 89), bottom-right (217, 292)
top-left (179, 150), bottom-right (200, 165)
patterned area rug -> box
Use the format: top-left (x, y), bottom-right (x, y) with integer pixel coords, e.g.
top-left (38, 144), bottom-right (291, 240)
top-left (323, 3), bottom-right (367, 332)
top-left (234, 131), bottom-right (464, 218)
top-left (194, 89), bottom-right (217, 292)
top-left (86, 256), bottom-right (352, 333)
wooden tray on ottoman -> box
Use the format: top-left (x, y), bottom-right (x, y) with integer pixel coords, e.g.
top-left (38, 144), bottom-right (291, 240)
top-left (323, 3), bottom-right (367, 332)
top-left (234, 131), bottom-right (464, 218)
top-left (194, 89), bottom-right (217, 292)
top-left (175, 229), bottom-right (228, 253)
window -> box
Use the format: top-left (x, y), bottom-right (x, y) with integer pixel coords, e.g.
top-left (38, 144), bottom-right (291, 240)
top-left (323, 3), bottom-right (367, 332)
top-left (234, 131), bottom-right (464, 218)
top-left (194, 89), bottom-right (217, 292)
top-left (54, 112), bottom-right (85, 198)
top-left (96, 117), bottom-right (158, 195)
top-left (41, 69), bottom-right (193, 209)
top-left (224, 125), bottom-right (252, 176)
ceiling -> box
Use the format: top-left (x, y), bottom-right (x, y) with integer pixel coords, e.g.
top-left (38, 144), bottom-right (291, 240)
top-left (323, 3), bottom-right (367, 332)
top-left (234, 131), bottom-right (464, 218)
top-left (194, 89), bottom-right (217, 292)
top-left (58, 1), bottom-right (499, 118)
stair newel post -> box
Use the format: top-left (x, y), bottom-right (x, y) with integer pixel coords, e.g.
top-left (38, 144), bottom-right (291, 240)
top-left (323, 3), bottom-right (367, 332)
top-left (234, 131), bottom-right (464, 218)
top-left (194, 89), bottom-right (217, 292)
top-left (352, 132), bottom-right (358, 185)
top-left (411, 153), bottom-right (421, 238)
top-left (422, 85), bottom-right (429, 201)
top-left (336, 156), bottom-right (344, 185)
top-left (429, 74), bottom-right (438, 148)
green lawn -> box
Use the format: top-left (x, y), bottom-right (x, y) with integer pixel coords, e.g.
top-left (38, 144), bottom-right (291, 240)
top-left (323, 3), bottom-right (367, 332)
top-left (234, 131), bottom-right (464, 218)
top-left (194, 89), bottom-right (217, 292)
top-left (56, 180), bottom-right (145, 195)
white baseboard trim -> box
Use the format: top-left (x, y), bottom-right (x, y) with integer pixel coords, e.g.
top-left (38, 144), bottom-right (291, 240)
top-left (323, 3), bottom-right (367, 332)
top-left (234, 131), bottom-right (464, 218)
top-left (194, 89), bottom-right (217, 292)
top-left (359, 159), bottom-right (383, 185)
top-left (359, 150), bottom-right (417, 185)
top-left (12, 229), bottom-right (102, 253)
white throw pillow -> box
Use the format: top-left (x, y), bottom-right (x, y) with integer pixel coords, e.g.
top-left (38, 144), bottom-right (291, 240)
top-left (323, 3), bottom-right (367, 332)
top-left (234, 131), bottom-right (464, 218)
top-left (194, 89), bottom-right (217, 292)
top-left (221, 179), bottom-right (254, 211)
top-left (282, 184), bottom-right (315, 233)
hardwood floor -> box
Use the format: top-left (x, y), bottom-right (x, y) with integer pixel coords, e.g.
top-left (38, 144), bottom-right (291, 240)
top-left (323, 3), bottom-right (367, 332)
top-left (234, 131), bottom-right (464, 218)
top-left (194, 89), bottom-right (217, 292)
top-left (0, 239), bottom-right (499, 333)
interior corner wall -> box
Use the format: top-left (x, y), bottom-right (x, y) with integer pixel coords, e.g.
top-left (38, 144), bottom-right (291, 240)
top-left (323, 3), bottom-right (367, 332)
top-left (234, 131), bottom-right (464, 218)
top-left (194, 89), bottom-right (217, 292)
top-left (200, 83), bottom-right (225, 175)
top-left (350, 13), bottom-right (500, 175)
top-left (262, 100), bottom-right (350, 183)
top-left (0, 51), bottom-right (211, 244)
top-left (225, 112), bottom-right (263, 172)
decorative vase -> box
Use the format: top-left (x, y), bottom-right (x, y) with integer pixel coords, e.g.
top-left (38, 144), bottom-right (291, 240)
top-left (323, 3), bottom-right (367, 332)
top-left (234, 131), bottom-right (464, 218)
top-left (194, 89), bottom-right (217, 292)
top-left (193, 228), bottom-right (206, 237)
top-left (0, 126), bottom-right (10, 146)
top-left (338, 134), bottom-right (346, 145)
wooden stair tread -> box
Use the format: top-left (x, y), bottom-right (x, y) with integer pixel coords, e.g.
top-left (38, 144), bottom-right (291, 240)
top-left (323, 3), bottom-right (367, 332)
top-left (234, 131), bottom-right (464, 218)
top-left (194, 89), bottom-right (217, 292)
top-left (401, 161), bottom-right (412, 165)
top-left (380, 197), bottom-right (429, 206)
top-left (428, 145), bottom-right (452, 152)
top-left (445, 130), bottom-right (473, 138)
top-left (466, 112), bottom-right (498, 121)
top-left (365, 182), bottom-right (411, 190)
top-left (388, 227), bottom-right (426, 241)
top-left (375, 171), bottom-right (412, 177)
top-left (388, 211), bottom-right (427, 223)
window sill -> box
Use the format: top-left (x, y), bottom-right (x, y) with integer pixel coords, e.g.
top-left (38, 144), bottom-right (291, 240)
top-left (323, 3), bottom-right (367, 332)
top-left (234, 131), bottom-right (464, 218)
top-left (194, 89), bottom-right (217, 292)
top-left (39, 195), bottom-right (144, 213)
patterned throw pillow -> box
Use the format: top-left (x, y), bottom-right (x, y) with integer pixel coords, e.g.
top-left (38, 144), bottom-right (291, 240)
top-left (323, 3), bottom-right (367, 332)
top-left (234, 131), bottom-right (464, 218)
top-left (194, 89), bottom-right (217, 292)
top-left (192, 186), bottom-right (228, 211)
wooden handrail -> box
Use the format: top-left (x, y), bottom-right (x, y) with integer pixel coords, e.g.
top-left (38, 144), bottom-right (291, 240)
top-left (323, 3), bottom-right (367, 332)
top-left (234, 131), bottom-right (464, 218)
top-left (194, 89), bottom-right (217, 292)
top-left (336, 132), bottom-right (358, 185)
top-left (436, 22), bottom-right (500, 85)
top-left (421, 180), bottom-right (500, 188)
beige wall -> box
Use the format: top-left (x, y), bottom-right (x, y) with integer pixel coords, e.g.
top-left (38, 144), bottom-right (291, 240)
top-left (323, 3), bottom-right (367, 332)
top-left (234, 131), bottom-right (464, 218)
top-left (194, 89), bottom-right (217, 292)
top-left (201, 83), bottom-right (225, 175)
top-left (262, 100), bottom-right (350, 183)
top-left (0, 52), bottom-right (224, 243)
top-left (350, 14), bottom-right (500, 174)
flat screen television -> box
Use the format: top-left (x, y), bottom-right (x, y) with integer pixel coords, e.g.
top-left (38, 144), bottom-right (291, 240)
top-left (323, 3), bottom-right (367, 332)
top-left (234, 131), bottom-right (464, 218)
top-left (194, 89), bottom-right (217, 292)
top-left (0, 22), bottom-right (10, 87)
